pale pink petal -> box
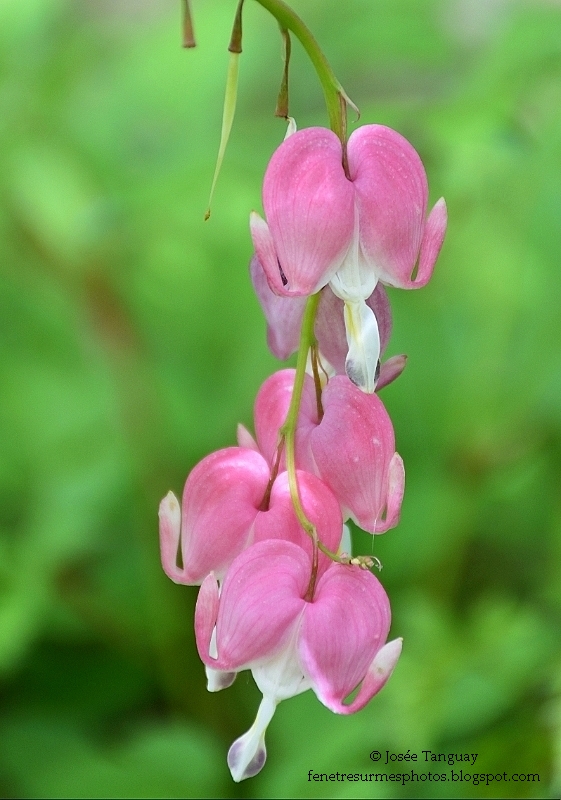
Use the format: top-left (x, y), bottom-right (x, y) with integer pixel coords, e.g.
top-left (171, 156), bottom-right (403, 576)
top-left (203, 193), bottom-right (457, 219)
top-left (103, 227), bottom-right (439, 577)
top-left (199, 540), bottom-right (308, 672)
top-left (348, 125), bottom-right (430, 289)
top-left (310, 376), bottom-right (402, 533)
top-left (254, 470), bottom-right (342, 574)
top-left (377, 354), bottom-right (407, 390)
top-left (249, 254), bottom-right (306, 360)
top-left (249, 212), bottom-right (286, 296)
top-left (236, 422), bottom-right (258, 451)
top-left (326, 638), bottom-right (403, 715)
top-left (372, 452), bottom-right (405, 533)
top-left (194, 572), bottom-right (221, 664)
top-left (414, 197), bottom-right (447, 288)
top-left (159, 491), bottom-right (184, 583)
top-left (180, 447), bottom-right (270, 584)
top-left (298, 563), bottom-right (391, 712)
top-left (259, 127), bottom-right (355, 295)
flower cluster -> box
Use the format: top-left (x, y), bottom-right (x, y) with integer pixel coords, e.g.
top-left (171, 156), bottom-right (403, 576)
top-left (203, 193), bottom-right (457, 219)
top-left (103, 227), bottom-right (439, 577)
top-left (159, 124), bottom-right (446, 782)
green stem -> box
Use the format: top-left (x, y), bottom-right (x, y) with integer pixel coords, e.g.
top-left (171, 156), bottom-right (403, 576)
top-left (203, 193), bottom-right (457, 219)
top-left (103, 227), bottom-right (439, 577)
top-left (252, 0), bottom-right (354, 145)
top-left (279, 294), bottom-right (340, 568)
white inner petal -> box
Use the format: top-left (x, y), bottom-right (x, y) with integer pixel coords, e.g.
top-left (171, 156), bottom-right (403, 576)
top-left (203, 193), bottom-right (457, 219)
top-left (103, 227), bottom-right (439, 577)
top-left (227, 695), bottom-right (277, 782)
top-left (329, 207), bottom-right (381, 393)
top-left (253, 615), bottom-right (310, 702)
top-left (343, 300), bottom-right (380, 393)
top-left (329, 206), bottom-right (378, 304)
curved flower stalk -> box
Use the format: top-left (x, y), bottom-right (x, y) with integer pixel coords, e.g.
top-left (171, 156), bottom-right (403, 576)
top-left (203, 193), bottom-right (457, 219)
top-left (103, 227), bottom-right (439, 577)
top-left (195, 539), bottom-right (402, 781)
top-left (254, 370), bottom-right (405, 533)
top-left (159, 448), bottom-right (342, 585)
top-left (250, 125), bottom-right (447, 391)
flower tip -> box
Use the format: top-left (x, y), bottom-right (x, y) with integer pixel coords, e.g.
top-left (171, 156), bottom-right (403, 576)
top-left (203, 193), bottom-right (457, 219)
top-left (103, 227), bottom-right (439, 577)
top-left (377, 354), bottom-right (407, 391)
top-left (206, 666), bottom-right (237, 692)
top-left (228, 737), bottom-right (267, 783)
top-left (284, 117), bottom-right (297, 139)
top-left (159, 490), bottom-right (180, 519)
top-left (159, 491), bottom-right (184, 583)
top-left (227, 696), bottom-right (277, 782)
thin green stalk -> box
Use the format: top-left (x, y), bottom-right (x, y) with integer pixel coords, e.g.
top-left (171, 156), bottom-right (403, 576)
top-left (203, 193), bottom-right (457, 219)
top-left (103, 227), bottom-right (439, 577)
top-left (279, 294), bottom-right (340, 568)
top-left (252, 0), bottom-right (356, 145)
top-left (278, 293), bottom-right (379, 575)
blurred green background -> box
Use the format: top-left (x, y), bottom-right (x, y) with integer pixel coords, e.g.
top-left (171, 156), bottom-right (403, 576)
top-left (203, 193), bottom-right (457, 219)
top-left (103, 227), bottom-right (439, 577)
top-left (0, 0), bottom-right (560, 797)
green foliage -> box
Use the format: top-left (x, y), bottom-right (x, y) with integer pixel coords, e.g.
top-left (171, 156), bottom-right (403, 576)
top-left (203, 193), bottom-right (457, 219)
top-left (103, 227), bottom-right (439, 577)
top-left (0, 1), bottom-right (559, 797)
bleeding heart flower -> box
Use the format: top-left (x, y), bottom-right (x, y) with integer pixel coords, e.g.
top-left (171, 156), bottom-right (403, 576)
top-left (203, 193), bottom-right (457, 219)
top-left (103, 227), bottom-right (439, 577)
top-left (254, 370), bottom-right (404, 533)
top-left (195, 539), bottom-right (402, 781)
top-left (159, 448), bottom-right (342, 586)
top-left (250, 125), bottom-right (447, 391)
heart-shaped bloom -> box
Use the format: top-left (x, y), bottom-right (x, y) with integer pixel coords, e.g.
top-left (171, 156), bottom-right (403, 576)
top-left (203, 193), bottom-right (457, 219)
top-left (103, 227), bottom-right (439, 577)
top-left (195, 539), bottom-right (402, 781)
top-left (250, 125), bottom-right (447, 391)
top-left (159, 447), bottom-right (342, 586)
top-left (254, 370), bottom-right (405, 533)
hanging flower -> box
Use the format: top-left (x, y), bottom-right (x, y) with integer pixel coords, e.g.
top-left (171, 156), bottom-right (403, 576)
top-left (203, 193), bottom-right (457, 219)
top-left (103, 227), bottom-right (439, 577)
top-left (195, 539), bottom-right (402, 781)
top-left (250, 125), bottom-right (447, 391)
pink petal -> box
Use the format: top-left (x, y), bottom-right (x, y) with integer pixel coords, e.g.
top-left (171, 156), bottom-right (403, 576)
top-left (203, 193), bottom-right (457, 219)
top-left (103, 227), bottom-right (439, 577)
top-left (348, 125), bottom-right (430, 289)
top-left (414, 197), bottom-right (447, 288)
top-left (249, 254), bottom-right (307, 360)
top-left (180, 447), bottom-right (270, 584)
top-left (259, 128), bottom-right (355, 295)
top-left (310, 376), bottom-right (403, 533)
top-left (194, 572), bottom-right (221, 663)
top-left (254, 470), bottom-right (342, 574)
top-left (372, 452), bottom-right (405, 533)
top-left (254, 369), bottom-right (317, 471)
top-left (200, 540), bottom-right (308, 672)
top-left (327, 638), bottom-right (403, 715)
top-left (298, 563), bottom-right (392, 712)
top-left (249, 212), bottom-right (286, 296)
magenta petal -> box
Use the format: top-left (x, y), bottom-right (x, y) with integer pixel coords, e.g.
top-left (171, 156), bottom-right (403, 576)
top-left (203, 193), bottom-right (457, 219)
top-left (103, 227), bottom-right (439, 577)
top-left (205, 540), bottom-right (308, 671)
top-left (310, 376), bottom-right (403, 533)
top-left (254, 471), bottom-right (342, 574)
top-left (180, 447), bottom-right (270, 584)
top-left (250, 254), bottom-right (306, 359)
top-left (254, 370), bottom-right (317, 470)
top-left (299, 564), bottom-right (391, 713)
top-left (348, 125), bottom-right (430, 289)
top-left (260, 128), bottom-right (355, 295)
